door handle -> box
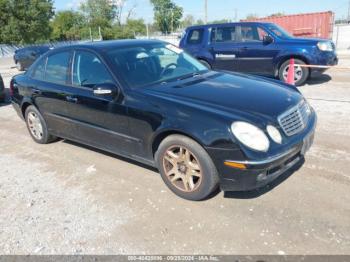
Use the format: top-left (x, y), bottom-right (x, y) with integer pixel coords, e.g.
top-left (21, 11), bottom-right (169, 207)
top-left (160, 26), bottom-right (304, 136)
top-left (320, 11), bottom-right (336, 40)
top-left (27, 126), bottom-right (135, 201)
top-left (66, 96), bottom-right (78, 103)
top-left (32, 88), bottom-right (41, 95)
top-left (240, 47), bottom-right (248, 51)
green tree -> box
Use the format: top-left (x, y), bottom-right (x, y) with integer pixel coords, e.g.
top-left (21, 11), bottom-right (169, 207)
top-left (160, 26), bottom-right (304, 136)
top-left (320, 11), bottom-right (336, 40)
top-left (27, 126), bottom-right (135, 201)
top-left (195, 19), bottom-right (205, 25)
top-left (245, 13), bottom-right (259, 20)
top-left (181, 14), bottom-right (194, 28)
top-left (210, 19), bottom-right (232, 24)
top-left (0, 0), bottom-right (54, 44)
top-left (150, 0), bottom-right (183, 34)
top-left (80, 0), bottom-right (116, 39)
top-left (269, 12), bottom-right (285, 17)
top-left (125, 19), bottom-right (146, 36)
top-left (50, 11), bottom-right (84, 41)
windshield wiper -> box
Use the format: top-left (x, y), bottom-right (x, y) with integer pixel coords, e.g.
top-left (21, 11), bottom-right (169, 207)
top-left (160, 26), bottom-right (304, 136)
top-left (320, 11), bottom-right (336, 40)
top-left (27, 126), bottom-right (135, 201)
top-left (177, 72), bottom-right (201, 81)
top-left (160, 70), bottom-right (208, 85)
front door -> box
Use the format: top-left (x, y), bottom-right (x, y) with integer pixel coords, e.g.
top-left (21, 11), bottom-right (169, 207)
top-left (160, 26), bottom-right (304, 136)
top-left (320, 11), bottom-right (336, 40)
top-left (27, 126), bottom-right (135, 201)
top-left (235, 25), bottom-right (278, 76)
top-left (61, 50), bottom-right (137, 156)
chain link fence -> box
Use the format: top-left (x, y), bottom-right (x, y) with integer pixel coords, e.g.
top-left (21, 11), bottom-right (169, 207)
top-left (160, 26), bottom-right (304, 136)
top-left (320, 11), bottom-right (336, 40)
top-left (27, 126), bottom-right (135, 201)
top-left (0, 40), bottom-right (93, 58)
top-left (333, 24), bottom-right (350, 51)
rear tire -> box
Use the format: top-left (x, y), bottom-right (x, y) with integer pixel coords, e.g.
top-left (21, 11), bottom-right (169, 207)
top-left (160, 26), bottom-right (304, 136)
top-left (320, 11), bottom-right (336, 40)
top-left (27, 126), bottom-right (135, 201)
top-left (198, 59), bottom-right (211, 69)
top-left (25, 105), bottom-right (57, 144)
top-left (278, 59), bottom-right (309, 86)
top-left (155, 135), bottom-right (219, 201)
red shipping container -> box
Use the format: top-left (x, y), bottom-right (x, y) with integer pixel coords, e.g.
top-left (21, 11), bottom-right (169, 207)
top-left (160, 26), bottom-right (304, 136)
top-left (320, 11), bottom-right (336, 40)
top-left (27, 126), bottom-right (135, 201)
top-left (242, 11), bottom-right (334, 39)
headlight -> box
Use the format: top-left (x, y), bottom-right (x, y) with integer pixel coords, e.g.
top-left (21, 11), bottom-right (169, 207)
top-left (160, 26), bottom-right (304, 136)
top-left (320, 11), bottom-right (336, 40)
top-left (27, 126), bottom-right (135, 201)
top-left (267, 125), bottom-right (282, 144)
top-left (304, 100), bottom-right (312, 116)
top-left (231, 122), bottom-right (270, 152)
top-left (317, 41), bottom-right (333, 52)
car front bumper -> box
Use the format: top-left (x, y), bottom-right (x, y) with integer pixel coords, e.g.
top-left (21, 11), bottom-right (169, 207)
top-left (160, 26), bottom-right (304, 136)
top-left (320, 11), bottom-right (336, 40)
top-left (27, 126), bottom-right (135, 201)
top-left (206, 114), bottom-right (317, 192)
top-left (311, 51), bottom-right (338, 74)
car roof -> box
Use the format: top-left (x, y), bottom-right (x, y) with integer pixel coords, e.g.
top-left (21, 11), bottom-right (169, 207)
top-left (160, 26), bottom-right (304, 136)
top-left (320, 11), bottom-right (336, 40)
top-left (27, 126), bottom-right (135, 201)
top-left (50, 39), bottom-right (165, 53)
top-left (186, 21), bottom-right (273, 30)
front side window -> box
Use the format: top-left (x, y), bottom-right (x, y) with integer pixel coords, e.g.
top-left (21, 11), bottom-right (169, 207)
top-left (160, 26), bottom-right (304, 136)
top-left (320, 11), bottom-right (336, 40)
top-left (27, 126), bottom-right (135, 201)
top-left (257, 27), bottom-right (268, 41)
top-left (187, 29), bottom-right (204, 45)
top-left (213, 27), bottom-right (236, 42)
top-left (241, 26), bottom-right (261, 42)
top-left (45, 52), bottom-right (70, 85)
top-left (72, 51), bottom-right (114, 88)
top-left (107, 43), bottom-right (207, 88)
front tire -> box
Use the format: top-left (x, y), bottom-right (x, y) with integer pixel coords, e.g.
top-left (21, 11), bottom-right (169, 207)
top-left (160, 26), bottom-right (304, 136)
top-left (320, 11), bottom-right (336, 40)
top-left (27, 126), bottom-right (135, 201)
top-left (25, 105), bottom-right (57, 144)
top-left (278, 59), bottom-right (309, 86)
top-left (155, 135), bottom-right (219, 201)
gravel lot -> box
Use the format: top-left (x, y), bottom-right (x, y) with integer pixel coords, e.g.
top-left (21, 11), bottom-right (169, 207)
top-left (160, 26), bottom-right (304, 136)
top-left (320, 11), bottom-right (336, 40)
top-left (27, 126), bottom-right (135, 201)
top-left (0, 55), bottom-right (349, 255)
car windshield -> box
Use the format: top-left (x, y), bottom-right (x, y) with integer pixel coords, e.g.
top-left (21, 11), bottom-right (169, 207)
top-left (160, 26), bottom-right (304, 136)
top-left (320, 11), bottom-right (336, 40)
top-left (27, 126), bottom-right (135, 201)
top-left (106, 43), bottom-right (208, 88)
top-left (266, 24), bottom-right (293, 39)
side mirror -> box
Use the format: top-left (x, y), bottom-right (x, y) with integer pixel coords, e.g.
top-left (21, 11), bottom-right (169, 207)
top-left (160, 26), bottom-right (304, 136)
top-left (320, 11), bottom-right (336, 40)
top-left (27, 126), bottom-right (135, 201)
top-left (93, 83), bottom-right (118, 98)
top-left (30, 51), bottom-right (36, 57)
top-left (263, 35), bottom-right (274, 45)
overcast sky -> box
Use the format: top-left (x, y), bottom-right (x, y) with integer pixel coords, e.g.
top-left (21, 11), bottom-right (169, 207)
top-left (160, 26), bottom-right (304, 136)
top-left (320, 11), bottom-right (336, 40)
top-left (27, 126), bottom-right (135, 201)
top-left (54, 0), bottom-right (350, 22)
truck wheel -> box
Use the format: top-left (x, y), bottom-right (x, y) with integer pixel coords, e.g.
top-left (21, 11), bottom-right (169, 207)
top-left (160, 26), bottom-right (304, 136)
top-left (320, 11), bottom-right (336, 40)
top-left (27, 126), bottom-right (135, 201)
top-left (278, 59), bottom-right (309, 86)
top-left (198, 59), bottom-right (211, 69)
top-left (25, 105), bottom-right (57, 144)
top-left (155, 135), bottom-right (219, 201)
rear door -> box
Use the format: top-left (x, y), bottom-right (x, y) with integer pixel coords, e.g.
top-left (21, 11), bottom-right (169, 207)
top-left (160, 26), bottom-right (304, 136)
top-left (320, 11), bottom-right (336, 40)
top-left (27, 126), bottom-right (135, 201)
top-left (235, 25), bottom-right (278, 75)
top-left (209, 25), bottom-right (240, 71)
top-left (30, 50), bottom-right (73, 134)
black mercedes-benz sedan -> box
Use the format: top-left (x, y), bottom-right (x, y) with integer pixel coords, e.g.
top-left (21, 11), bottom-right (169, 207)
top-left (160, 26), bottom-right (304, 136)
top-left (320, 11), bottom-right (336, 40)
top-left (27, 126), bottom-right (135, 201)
top-left (10, 40), bottom-right (316, 200)
top-left (0, 73), bottom-right (5, 102)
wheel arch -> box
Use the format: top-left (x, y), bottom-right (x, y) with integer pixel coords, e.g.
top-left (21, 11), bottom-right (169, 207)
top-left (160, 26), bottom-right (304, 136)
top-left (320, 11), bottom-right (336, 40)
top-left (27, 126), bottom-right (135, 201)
top-left (196, 56), bottom-right (213, 68)
top-left (21, 100), bottom-right (34, 118)
top-left (275, 55), bottom-right (310, 77)
top-left (151, 129), bottom-right (205, 157)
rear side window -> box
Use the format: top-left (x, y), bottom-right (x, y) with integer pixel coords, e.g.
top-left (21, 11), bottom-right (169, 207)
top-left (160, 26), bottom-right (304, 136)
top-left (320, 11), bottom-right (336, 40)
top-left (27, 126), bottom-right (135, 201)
top-left (186, 29), bottom-right (204, 45)
top-left (32, 57), bottom-right (47, 81)
top-left (72, 51), bottom-right (114, 88)
top-left (45, 52), bottom-right (70, 85)
top-left (213, 27), bottom-right (236, 42)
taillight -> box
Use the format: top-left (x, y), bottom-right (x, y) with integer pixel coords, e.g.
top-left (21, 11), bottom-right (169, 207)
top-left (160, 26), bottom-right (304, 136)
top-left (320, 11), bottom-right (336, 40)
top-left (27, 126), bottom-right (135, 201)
top-left (10, 79), bottom-right (14, 96)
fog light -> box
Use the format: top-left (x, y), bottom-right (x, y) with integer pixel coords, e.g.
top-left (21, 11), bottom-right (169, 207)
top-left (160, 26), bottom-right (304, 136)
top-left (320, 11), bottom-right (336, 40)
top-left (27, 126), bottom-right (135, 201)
top-left (267, 125), bottom-right (282, 144)
top-left (257, 172), bottom-right (267, 181)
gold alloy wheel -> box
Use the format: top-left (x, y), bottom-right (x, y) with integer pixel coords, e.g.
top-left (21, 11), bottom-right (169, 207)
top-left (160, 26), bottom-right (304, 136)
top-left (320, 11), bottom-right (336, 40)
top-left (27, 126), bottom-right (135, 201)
top-left (162, 145), bottom-right (202, 192)
top-left (27, 111), bottom-right (43, 140)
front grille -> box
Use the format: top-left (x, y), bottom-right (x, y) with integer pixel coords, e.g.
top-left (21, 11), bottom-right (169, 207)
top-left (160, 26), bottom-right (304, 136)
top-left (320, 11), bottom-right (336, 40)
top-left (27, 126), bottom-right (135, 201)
top-left (278, 101), bottom-right (309, 136)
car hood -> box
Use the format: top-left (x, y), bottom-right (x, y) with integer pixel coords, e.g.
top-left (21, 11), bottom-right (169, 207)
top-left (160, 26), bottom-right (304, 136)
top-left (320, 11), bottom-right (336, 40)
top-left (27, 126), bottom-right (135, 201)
top-left (281, 37), bottom-right (328, 45)
top-left (145, 72), bottom-right (303, 121)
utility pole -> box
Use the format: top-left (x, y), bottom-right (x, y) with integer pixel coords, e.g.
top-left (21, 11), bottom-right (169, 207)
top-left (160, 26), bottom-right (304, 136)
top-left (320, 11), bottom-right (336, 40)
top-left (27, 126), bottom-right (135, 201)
top-left (171, 10), bottom-right (174, 34)
top-left (234, 8), bottom-right (238, 22)
top-left (89, 27), bottom-right (93, 42)
top-left (146, 23), bottom-right (149, 39)
top-left (204, 0), bottom-right (208, 24)
top-left (348, 0), bottom-right (350, 22)
top-left (98, 26), bottom-right (102, 41)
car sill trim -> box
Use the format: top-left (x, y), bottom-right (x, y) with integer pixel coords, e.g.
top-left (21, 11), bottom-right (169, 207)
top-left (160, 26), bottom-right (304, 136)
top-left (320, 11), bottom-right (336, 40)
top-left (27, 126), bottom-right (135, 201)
top-left (45, 112), bottom-right (142, 144)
